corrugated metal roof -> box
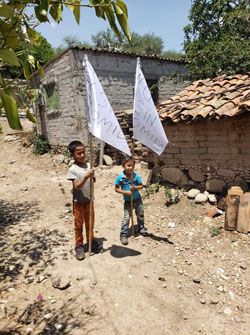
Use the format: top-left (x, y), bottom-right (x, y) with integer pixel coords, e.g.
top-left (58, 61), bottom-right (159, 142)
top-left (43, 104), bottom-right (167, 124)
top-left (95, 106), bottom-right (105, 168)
top-left (158, 73), bottom-right (250, 122)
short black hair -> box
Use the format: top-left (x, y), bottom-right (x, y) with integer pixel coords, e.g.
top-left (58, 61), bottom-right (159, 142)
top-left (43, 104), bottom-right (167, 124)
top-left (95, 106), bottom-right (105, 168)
top-left (122, 156), bottom-right (135, 166)
top-left (68, 141), bottom-right (85, 154)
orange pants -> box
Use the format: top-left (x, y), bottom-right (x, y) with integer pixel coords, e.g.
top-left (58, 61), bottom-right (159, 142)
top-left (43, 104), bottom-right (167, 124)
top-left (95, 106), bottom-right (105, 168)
top-left (73, 202), bottom-right (95, 247)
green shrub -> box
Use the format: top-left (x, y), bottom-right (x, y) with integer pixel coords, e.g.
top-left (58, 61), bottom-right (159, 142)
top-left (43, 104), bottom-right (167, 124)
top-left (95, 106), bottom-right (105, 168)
top-left (32, 134), bottom-right (51, 155)
top-left (144, 183), bottom-right (160, 198)
top-left (209, 226), bottom-right (221, 237)
top-left (164, 186), bottom-right (180, 206)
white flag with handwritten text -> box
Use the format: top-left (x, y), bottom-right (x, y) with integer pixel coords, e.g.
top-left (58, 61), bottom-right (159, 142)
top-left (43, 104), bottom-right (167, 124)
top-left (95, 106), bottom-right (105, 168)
top-left (83, 57), bottom-right (131, 156)
top-left (133, 58), bottom-right (168, 155)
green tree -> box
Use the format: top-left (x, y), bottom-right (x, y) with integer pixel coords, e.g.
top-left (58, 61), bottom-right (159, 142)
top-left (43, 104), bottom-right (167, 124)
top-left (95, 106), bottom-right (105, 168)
top-left (184, 0), bottom-right (250, 79)
top-left (54, 35), bottom-right (92, 56)
top-left (0, 0), bottom-right (131, 130)
top-left (92, 28), bottom-right (164, 55)
top-left (1, 33), bottom-right (54, 81)
top-left (161, 50), bottom-right (185, 61)
top-left (33, 35), bottom-right (55, 65)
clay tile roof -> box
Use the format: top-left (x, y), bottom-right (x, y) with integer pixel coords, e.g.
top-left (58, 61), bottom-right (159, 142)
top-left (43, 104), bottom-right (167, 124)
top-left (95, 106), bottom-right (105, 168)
top-left (159, 73), bottom-right (250, 122)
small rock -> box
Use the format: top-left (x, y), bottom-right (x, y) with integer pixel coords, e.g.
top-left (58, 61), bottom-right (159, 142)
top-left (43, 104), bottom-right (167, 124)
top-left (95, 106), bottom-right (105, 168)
top-left (44, 313), bottom-right (53, 320)
top-left (26, 327), bottom-right (33, 334)
top-left (167, 222), bottom-right (176, 229)
top-left (55, 324), bottom-right (63, 330)
top-left (223, 307), bottom-right (232, 316)
top-left (187, 188), bottom-right (200, 199)
top-left (239, 263), bottom-right (247, 270)
top-left (210, 298), bottom-right (219, 305)
top-left (55, 154), bottom-right (65, 164)
top-left (195, 193), bottom-right (208, 204)
top-left (193, 277), bottom-right (201, 284)
top-left (234, 316), bottom-right (242, 323)
top-left (220, 273), bottom-right (229, 281)
top-left (9, 160), bottom-right (16, 164)
top-left (24, 277), bottom-right (34, 284)
top-left (162, 284), bottom-right (167, 288)
top-left (51, 275), bottom-right (71, 290)
top-left (208, 194), bottom-right (217, 204)
top-left (200, 299), bottom-right (206, 304)
top-left (204, 207), bottom-right (219, 218)
top-left (158, 276), bottom-right (166, 282)
top-left (217, 197), bottom-right (226, 211)
top-left (103, 154), bottom-right (113, 166)
top-left (228, 291), bottom-right (235, 300)
top-left (36, 275), bottom-right (46, 283)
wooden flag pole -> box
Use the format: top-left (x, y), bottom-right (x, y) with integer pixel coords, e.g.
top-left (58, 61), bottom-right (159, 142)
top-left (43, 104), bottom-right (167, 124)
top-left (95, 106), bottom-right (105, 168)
top-left (88, 131), bottom-right (94, 255)
top-left (130, 138), bottom-right (135, 235)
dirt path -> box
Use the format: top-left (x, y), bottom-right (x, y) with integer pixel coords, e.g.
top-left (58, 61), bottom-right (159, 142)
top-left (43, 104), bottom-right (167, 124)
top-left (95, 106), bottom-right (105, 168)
top-left (0, 119), bottom-right (249, 335)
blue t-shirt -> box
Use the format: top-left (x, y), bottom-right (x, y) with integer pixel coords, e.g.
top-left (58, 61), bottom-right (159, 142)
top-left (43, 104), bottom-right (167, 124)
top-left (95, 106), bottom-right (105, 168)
top-left (115, 171), bottom-right (142, 201)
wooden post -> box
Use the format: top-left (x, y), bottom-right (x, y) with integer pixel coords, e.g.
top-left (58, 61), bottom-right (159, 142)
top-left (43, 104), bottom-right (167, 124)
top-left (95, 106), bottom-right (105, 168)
top-left (130, 138), bottom-right (135, 235)
top-left (88, 132), bottom-right (94, 255)
top-left (237, 192), bottom-right (250, 233)
top-left (225, 186), bottom-right (243, 231)
top-left (99, 141), bottom-right (104, 166)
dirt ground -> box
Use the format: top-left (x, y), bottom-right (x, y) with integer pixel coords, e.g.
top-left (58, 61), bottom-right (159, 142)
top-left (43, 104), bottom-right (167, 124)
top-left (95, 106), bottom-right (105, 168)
top-left (0, 119), bottom-right (249, 335)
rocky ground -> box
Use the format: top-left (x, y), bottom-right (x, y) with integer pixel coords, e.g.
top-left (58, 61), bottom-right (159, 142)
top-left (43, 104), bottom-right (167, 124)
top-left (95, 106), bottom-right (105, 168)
top-left (0, 119), bottom-right (249, 335)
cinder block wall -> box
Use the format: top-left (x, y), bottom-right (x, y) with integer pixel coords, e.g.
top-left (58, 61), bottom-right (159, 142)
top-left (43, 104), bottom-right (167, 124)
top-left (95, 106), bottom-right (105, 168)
top-left (34, 50), bottom-right (88, 146)
top-left (35, 48), bottom-right (188, 148)
top-left (74, 49), bottom-right (188, 111)
top-left (146, 115), bottom-right (250, 184)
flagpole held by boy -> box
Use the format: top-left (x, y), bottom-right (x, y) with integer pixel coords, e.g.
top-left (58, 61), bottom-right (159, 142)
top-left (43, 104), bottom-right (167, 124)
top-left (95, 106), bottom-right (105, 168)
top-left (83, 55), bottom-right (131, 254)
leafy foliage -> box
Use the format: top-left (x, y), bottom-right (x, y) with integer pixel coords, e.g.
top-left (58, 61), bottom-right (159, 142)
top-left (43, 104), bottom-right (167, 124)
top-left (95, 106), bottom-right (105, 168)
top-left (209, 225), bottom-right (221, 237)
top-left (184, 0), bottom-right (250, 79)
top-left (91, 28), bottom-right (164, 55)
top-left (164, 186), bottom-right (180, 206)
top-left (0, 0), bottom-right (131, 130)
top-left (144, 183), bottom-right (161, 198)
top-left (32, 133), bottom-right (51, 155)
top-left (53, 34), bottom-right (92, 56)
top-left (33, 35), bottom-right (55, 65)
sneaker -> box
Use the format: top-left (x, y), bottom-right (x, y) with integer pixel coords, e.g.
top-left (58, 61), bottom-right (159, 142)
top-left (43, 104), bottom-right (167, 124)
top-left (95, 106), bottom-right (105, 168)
top-left (75, 245), bottom-right (86, 261)
top-left (120, 235), bottom-right (128, 245)
top-left (91, 239), bottom-right (103, 253)
top-left (140, 227), bottom-right (148, 236)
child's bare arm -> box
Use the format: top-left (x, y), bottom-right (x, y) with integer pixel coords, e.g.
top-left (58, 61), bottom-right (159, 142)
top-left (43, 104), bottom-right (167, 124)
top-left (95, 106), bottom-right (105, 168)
top-left (73, 168), bottom-right (94, 190)
top-left (115, 185), bottom-right (132, 196)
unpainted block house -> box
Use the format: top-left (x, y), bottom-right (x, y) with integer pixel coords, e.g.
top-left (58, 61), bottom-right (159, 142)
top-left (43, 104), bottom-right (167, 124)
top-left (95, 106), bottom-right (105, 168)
top-left (34, 47), bottom-right (250, 191)
top-left (33, 46), bottom-right (187, 150)
top-left (155, 73), bottom-right (250, 191)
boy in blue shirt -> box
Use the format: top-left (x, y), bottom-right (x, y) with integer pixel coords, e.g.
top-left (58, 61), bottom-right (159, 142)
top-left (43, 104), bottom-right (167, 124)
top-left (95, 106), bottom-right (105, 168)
top-left (115, 158), bottom-right (148, 245)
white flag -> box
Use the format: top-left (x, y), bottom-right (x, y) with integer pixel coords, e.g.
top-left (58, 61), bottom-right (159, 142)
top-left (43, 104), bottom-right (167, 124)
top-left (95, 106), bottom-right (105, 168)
top-left (133, 58), bottom-right (168, 155)
top-left (83, 57), bottom-right (131, 156)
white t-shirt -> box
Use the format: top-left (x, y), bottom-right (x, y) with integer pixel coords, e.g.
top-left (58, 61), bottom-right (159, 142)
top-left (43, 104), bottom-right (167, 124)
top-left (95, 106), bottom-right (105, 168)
top-left (67, 163), bottom-right (93, 203)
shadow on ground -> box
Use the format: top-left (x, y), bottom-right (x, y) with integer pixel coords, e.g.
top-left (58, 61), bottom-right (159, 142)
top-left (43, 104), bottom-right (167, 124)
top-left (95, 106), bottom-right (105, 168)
top-left (0, 296), bottom-right (100, 334)
top-left (0, 199), bottom-right (66, 283)
top-left (110, 244), bottom-right (141, 258)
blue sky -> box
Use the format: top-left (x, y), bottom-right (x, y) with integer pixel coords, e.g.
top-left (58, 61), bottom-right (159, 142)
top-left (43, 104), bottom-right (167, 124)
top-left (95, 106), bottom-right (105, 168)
top-left (37, 0), bottom-right (191, 51)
